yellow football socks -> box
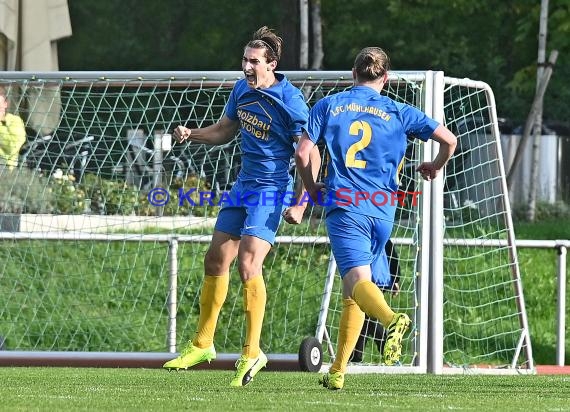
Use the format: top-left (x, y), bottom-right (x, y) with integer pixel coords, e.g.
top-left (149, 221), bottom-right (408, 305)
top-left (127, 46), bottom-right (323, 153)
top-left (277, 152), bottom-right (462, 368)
top-left (352, 279), bottom-right (395, 327)
top-left (193, 274), bottom-right (229, 349)
top-left (242, 275), bottom-right (266, 358)
top-left (330, 298), bottom-right (365, 374)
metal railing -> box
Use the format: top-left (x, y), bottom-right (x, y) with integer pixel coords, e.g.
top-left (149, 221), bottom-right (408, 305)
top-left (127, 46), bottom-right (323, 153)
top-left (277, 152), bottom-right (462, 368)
top-left (0, 231), bottom-right (566, 367)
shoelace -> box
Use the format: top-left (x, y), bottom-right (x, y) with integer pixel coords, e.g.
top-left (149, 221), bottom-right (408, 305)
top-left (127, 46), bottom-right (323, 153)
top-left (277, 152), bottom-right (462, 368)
top-left (180, 342), bottom-right (196, 356)
top-left (234, 356), bottom-right (248, 370)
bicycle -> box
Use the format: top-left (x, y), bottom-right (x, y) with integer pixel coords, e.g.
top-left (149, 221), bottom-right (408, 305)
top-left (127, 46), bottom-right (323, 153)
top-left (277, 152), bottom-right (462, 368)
top-left (19, 133), bottom-right (96, 183)
top-left (123, 137), bottom-right (199, 191)
top-left (61, 135), bottom-right (95, 183)
top-left (19, 134), bottom-right (55, 175)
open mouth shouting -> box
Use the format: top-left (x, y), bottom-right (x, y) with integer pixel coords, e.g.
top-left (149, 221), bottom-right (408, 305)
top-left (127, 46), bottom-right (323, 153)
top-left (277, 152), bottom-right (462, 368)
top-left (244, 71), bottom-right (257, 87)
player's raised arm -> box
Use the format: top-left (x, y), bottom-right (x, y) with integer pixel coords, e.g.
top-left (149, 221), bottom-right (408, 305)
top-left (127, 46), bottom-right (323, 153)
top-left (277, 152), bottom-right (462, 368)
top-left (173, 115), bottom-right (239, 146)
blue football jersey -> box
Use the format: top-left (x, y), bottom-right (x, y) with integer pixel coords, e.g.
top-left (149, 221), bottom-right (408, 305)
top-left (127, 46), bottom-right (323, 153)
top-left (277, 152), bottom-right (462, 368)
top-left (305, 85), bottom-right (439, 220)
top-left (225, 73), bottom-right (309, 189)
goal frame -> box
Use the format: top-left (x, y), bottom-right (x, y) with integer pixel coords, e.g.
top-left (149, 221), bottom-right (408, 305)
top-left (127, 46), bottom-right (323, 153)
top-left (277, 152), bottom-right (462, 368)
top-left (0, 70), bottom-right (534, 374)
top-left (309, 71), bottom-right (534, 376)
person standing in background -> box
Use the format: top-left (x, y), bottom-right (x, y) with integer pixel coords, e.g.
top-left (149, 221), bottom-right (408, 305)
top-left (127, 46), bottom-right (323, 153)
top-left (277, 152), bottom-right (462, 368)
top-left (0, 86), bottom-right (26, 170)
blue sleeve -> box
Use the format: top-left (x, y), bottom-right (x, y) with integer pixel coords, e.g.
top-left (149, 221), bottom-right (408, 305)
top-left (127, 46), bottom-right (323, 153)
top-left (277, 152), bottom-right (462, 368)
top-left (287, 93), bottom-right (309, 137)
top-left (224, 85), bottom-right (239, 121)
top-left (396, 102), bottom-right (439, 141)
top-left (305, 98), bottom-right (329, 144)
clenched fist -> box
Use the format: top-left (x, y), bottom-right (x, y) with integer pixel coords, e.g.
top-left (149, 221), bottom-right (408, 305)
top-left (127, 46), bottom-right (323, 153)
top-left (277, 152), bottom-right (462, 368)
top-left (173, 125), bottom-right (191, 143)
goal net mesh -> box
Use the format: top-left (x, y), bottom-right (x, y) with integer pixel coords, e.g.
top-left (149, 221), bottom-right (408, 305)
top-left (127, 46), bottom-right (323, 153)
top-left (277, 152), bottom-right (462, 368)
top-left (0, 72), bottom-right (531, 371)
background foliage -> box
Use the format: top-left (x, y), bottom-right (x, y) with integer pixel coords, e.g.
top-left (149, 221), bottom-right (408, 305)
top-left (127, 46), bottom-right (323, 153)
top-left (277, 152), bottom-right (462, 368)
top-left (58, 0), bottom-right (570, 129)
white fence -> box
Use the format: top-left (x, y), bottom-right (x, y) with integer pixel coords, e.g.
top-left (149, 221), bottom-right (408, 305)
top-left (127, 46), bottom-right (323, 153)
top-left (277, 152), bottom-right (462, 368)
top-left (0, 231), bottom-right (566, 367)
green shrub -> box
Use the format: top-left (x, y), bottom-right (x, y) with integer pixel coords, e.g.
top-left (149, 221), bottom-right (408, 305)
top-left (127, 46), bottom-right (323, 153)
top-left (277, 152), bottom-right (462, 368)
top-left (512, 201), bottom-right (570, 222)
top-left (50, 172), bottom-right (88, 214)
top-left (7, 172), bottom-right (220, 217)
top-left (79, 174), bottom-right (140, 215)
top-left (0, 167), bottom-right (55, 213)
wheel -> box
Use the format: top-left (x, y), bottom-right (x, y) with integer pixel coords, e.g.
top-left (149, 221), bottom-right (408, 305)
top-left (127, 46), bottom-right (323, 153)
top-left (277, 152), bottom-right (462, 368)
top-left (298, 336), bottom-right (323, 372)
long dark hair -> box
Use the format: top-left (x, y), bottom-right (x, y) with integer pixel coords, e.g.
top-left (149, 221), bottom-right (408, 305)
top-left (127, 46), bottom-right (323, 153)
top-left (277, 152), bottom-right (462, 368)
top-left (246, 26), bottom-right (283, 63)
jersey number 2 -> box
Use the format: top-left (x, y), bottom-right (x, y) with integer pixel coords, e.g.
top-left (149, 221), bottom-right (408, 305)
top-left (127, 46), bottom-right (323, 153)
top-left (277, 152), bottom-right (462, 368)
top-left (346, 120), bottom-right (372, 169)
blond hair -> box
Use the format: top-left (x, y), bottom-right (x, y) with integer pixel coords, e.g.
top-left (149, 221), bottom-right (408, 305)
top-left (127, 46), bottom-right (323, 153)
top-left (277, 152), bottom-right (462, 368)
top-left (353, 47), bottom-right (391, 82)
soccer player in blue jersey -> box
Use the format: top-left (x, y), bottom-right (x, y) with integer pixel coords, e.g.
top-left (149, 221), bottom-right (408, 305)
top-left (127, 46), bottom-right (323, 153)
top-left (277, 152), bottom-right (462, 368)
top-left (163, 26), bottom-right (318, 387)
top-left (295, 47), bottom-right (457, 390)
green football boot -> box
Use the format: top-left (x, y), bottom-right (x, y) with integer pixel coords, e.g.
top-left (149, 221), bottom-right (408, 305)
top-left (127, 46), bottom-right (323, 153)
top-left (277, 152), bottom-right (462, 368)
top-left (229, 351), bottom-right (268, 387)
top-left (383, 313), bottom-right (411, 366)
top-left (319, 371), bottom-right (344, 390)
top-left (163, 342), bottom-right (216, 370)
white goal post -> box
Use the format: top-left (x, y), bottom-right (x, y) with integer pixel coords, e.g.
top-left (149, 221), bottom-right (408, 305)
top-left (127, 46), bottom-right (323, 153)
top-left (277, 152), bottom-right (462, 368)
top-left (0, 70), bottom-right (533, 374)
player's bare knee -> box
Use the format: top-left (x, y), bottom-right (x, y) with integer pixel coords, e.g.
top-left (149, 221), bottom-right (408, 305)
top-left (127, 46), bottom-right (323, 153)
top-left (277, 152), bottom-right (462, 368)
top-left (237, 260), bottom-right (263, 282)
top-left (204, 249), bottom-right (229, 275)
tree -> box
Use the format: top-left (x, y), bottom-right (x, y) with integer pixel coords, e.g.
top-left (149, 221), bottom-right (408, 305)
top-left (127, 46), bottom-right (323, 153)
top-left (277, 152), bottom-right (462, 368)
top-left (299, 0), bottom-right (309, 69)
top-left (299, 0), bottom-right (323, 70)
top-left (57, 0), bottom-right (570, 126)
top-left (527, 0), bottom-right (555, 221)
top-left (310, 0), bottom-right (324, 69)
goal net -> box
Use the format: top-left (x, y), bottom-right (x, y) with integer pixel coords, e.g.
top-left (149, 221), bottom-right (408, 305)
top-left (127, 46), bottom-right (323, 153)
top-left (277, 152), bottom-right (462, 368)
top-left (0, 71), bottom-right (533, 373)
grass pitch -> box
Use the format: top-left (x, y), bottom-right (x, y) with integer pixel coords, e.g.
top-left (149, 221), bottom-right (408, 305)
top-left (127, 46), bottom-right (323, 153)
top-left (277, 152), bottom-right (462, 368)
top-left (1, 367), bottom-right (569, 411)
